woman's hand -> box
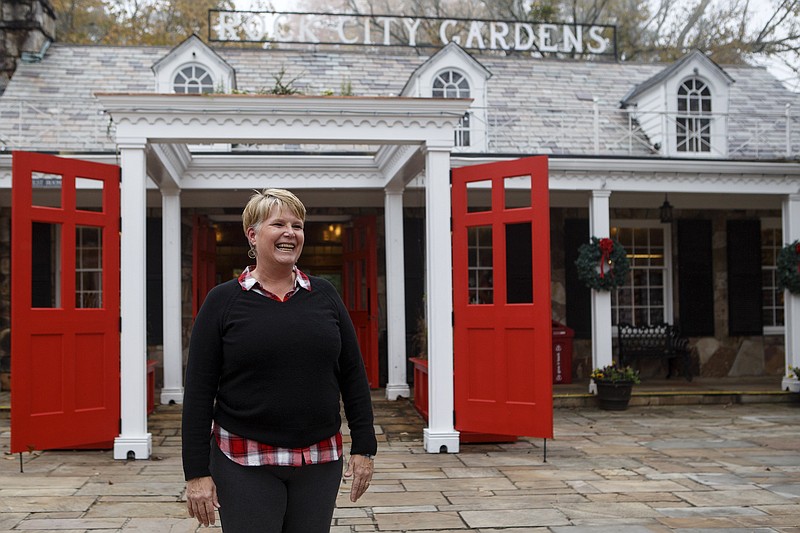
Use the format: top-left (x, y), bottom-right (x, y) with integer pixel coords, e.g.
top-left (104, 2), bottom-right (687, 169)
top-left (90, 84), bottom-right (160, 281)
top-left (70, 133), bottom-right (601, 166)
top-left (343, 454), bottom-right (374, 502)
top-left (185, 476), bottom-right (220, 526)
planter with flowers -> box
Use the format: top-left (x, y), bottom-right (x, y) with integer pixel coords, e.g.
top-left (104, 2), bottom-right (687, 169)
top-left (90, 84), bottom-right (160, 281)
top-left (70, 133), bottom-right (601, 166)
top-left (591, 363), bottom-right (641, 410)
top-left (787, 366), bottom-right (800, 393)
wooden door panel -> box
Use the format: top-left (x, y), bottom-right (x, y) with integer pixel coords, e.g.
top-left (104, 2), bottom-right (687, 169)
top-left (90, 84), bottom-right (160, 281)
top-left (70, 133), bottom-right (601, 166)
top-left (452, 156), bottom-right (553, 439)
top-left (342, 216), bottom-right (378, 388)
top-left (192, 215), bottom-right (216, 317)
top-left (11, 151), bottom-right (120, 453)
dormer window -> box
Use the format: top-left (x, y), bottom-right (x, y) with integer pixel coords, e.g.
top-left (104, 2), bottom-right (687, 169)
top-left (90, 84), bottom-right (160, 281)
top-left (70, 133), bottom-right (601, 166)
top-left (173, 64), bottom-right (214, 94)
top-left (432, 70), bottom-right (471, 147)
top-left (402, 42), bottom-right (491, 151)
top-left (620, 51), bottom-right (732, 158)
top-left (153, 36), bottom-right (235, 94)
top-left (676, 78), bottom-right (712, 152)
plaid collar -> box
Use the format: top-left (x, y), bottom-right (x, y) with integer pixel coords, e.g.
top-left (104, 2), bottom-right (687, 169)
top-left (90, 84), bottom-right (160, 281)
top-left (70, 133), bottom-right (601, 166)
top-left (238, 265), bottom-right (311, 295)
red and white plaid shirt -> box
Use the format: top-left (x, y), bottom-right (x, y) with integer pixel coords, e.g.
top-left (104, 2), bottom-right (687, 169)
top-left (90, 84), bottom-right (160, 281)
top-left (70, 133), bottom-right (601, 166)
top-left (213, 265), bottom-right (344, 467)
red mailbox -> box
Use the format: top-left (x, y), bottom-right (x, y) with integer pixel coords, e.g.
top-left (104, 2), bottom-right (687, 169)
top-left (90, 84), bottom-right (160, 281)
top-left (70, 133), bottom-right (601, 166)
top-left (552, 320), bottom-right (574, 384)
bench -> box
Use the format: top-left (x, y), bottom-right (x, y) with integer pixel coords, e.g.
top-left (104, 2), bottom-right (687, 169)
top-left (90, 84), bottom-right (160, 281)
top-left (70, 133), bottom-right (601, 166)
top-left (617, 323), bottom-right (692, 381)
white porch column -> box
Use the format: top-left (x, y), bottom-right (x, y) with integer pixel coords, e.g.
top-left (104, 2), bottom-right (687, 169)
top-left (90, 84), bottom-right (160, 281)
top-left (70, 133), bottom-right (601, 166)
top-left (422, 144), bottom-right (459, 453)
top-left (160, 189), bottom-right (184, 404)
top-left (782, 193), bottom-right (800, 390)
top-left (589, 190), bottom-right (613, 394)
top-left (384, 188), bottom-right (411, 401)
top-left (114, 142), bottom-right (152, 460)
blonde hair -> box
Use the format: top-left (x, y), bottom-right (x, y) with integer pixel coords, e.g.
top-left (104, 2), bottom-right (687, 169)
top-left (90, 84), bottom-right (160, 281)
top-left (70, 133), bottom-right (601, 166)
top-left (242, 188), bottom-right (306, 235)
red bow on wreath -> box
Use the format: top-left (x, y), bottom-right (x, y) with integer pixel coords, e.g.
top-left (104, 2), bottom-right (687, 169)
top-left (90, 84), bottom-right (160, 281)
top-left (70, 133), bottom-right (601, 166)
top-left (599, 238), bottom-right (614, 278)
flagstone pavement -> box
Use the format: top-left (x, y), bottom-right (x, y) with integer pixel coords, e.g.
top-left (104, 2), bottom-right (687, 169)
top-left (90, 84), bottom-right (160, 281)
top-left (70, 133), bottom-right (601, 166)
top-left (1, 391), bottom-right (799, 532)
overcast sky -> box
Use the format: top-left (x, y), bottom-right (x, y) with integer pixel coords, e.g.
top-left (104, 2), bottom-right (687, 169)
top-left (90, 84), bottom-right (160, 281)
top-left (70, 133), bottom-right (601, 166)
top-left (234, 0), bottom-right (798, 91)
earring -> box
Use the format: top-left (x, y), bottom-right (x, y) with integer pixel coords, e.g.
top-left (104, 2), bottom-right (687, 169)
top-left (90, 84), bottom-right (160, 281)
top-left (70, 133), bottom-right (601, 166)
top-left (248, 247), bottom-right (256, 259)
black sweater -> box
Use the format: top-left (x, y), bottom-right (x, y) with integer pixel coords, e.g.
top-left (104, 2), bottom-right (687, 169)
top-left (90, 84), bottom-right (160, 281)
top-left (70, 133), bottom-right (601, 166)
top-left (181, 277), bottom-right (377, 481)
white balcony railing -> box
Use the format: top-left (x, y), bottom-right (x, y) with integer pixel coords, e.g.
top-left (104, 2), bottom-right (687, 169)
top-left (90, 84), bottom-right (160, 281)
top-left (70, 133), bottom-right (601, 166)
top-left (1, 96), bottom-right (799, 160)
top-left (0, 97), bottom-right (113, 153)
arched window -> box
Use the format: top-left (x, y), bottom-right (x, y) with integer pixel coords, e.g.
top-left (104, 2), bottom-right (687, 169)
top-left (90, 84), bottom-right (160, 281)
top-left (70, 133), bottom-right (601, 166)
top-left (173, 65), bottom-right (214, 94)
top-left (433, 70), bottom-right (471, 147)
top-left (676, 78), bottom-right (712, 152)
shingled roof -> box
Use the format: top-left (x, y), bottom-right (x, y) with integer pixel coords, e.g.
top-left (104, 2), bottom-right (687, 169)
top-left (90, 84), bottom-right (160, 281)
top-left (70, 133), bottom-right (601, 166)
top-left (0, 42), bottom-right (797, 159)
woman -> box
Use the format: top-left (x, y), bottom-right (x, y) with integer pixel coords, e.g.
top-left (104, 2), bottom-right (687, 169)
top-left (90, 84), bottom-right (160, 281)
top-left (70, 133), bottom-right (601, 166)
top-left (182, 188), bottom-right (377, 532)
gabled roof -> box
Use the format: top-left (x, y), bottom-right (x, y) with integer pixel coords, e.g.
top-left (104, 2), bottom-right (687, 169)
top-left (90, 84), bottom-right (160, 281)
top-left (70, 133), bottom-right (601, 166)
top-left (400, 41), bottom-right (492, 95)
top-left (621, 49), bottom-right (735, 106)
top-left (151, 34), bottom-right (232, 73)
top-left (0, 43), bottom-right (795, 159)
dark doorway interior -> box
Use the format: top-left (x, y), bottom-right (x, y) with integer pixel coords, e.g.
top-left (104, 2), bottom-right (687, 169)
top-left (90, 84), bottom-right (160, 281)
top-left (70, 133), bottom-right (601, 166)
top-left (212, 220), bottom-right (346, 293)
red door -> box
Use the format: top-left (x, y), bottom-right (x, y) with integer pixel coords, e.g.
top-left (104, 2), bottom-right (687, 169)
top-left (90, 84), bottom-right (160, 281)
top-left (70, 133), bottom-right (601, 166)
top-left (342, 216), bottom-right (379, 388)
top-left (11, 151), bottom-right (120, 452)
top-left (192, 215), bottom-right (217, 317)
top-left (452, 157), bottom-right (553, 438)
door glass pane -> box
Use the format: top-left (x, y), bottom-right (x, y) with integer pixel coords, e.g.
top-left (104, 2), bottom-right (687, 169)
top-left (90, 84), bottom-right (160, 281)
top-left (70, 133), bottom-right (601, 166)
top-left (76, 226), bottom-right (103, 308)
top-left (468, 225), bottom-right (493, 304)
top-left (31, 172), bottom-right (62, 208)
top-left (75, 177), bottom-right (104, 212)
top-left (506, 222), bottom-right (532, 303)
top-left (32, 222), bottom-right (61, 308)
top-left (504, 175), bottom-right (531, 209)
top-left (467, 180), bottom-right (492, 213)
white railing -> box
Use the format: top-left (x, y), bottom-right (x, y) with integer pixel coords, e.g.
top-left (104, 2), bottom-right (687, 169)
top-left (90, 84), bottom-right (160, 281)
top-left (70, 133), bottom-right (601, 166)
top-left (476, 102), bottom-right (800, 159)
top-left (1, 96), bottom-right (798, 160)
top-left (0, 97), bottom-right (113, 153)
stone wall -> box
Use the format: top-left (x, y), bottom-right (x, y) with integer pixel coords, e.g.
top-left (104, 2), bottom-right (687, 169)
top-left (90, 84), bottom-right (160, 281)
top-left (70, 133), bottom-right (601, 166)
top-left (0, 208), bottom-right (9, 329)
top-left (0, 0), bottom-right (55, 94)
top-left (691, 208), bottom-right (785, 378)
top-left (562, 207), bottom-right (786, 381)
top-left (550, 209), bottom-right (567, 323)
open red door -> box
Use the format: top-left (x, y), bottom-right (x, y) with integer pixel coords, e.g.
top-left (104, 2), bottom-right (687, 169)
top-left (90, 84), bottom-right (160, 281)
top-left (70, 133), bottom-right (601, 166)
top-left (11, 151), bottom-right (120, 452)
top-left (342, 216), bottom-right (379, 388)
top-left (452, 157), bottom-right (553, 439)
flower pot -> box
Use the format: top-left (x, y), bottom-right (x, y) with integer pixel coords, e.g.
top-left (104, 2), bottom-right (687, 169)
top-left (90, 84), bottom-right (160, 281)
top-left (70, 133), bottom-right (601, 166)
top-left (787, 379), bottom-right (800, 393)
top-left (595, 381), bottom-right (634, 411)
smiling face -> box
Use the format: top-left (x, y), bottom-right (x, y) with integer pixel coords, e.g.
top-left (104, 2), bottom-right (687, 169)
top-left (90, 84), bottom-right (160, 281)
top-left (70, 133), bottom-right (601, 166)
top-left (247, 206), bottom-right (305, 270)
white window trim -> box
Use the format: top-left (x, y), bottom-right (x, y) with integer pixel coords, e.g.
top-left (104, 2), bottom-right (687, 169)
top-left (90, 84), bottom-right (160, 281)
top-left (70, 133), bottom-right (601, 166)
top-left (675, 77), bottom-right (712, 154)
top-left (763, 217), bottom-right (785, 336)
top-left (666, 74), bottom-right (729, 158)
top-left (610, 219), bottom-right (674, 336)
top-left (432, 68), bottom-right (472, 149)
top-left (171, 62), bottom-right (216, 94)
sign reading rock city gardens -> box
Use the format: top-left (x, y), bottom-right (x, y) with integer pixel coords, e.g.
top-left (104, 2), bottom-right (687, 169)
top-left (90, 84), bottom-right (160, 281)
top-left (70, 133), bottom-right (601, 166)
top-left (209, 11), bottom-right (616, 57)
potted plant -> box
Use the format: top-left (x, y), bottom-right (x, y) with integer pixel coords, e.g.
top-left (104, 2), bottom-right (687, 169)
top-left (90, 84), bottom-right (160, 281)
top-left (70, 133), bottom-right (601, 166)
top-left (788, 366), bottom-right (800, 393)
top-left (591, 362), bottom-right (641, 410)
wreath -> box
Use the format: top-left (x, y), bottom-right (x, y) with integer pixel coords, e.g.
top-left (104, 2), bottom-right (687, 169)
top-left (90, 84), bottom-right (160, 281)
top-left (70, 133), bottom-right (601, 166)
top-left (575, 237), bottom-right (630, 291)
top-left (777, 240), bottom-right (800, 294)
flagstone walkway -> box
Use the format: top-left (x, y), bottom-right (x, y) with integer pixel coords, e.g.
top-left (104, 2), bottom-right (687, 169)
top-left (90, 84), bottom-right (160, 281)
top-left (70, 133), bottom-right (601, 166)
top-left (1, 391), bottom-right (799, 532)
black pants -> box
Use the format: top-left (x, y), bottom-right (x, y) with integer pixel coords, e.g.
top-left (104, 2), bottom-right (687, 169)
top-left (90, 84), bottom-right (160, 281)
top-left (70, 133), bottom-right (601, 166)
top-left (209, 439), bottom-right (343, 533)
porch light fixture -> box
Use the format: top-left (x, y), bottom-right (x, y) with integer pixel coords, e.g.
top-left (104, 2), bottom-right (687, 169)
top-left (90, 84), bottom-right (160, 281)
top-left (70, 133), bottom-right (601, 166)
top-left (659, 194), bottom-right (674, 224)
